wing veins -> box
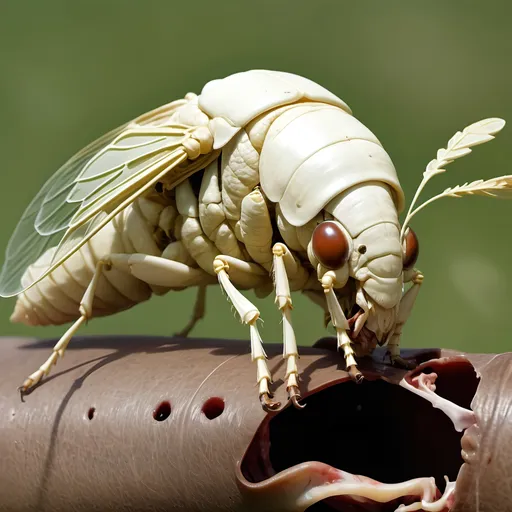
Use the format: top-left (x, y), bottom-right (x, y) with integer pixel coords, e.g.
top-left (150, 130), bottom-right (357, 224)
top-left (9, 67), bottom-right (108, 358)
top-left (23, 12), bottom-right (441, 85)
top-left (0, 97), bottom-right (211, 297)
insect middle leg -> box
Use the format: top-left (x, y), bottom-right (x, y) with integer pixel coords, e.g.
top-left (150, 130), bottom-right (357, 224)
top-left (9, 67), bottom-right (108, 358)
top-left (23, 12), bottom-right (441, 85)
top-left (20, 254), bottom-right (215, 393)
top-left (213, 255), bottom-right (279, 410)
top-left (271, 242), bottom-right (309, 408)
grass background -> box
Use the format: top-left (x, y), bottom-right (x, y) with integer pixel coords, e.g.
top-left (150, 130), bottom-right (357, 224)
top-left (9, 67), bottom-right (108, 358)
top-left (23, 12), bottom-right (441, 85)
top-left (0, 0), bottom-right (511, 353)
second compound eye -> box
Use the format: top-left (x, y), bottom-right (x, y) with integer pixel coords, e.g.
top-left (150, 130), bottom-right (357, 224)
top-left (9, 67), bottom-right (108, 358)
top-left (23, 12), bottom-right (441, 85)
top-left (312, 221), bottom-right (350, 270)
top-left (403, 227), bottom-right (419, 270)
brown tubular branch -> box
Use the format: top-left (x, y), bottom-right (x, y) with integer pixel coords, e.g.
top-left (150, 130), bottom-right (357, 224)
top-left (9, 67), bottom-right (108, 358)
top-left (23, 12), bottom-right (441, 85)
top-left (0, 335), bottom-right (509, 512)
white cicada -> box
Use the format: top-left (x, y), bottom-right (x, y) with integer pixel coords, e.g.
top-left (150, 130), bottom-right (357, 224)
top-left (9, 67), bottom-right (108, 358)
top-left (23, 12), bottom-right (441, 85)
top-left (1, 70), bottom-right (508, 410)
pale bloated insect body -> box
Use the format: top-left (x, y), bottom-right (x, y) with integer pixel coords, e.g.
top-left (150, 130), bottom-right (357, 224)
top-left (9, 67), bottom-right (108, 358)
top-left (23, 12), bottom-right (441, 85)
top-left (2, 70), bottom-right (508, 411)
top-left (11, 100), bottom-right (328, 327)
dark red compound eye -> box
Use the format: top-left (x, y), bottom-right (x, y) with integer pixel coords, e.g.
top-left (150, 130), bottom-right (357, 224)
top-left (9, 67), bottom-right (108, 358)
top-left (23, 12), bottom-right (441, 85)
top-left (403, 227), bottom-right (419, 270)
top-left (312, 221), bottom-right (350, 270)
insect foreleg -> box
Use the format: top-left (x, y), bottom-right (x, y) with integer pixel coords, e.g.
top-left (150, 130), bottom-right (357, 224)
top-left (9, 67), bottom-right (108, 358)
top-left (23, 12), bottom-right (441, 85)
top-left (387, 270), bottom-right (424, 369)
top-left (321, 271), bottom-right (363, 382)
top-left (20, 259), bottom-right (109, 392)
top-left (213, 255), bottom-right (277, 410)
top-left (272, 242), bottom-right (309, 409)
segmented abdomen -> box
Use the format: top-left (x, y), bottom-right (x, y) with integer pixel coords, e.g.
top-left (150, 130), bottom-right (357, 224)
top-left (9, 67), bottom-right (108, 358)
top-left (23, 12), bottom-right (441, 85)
top-left (10, 199), bottom-right (168, 326)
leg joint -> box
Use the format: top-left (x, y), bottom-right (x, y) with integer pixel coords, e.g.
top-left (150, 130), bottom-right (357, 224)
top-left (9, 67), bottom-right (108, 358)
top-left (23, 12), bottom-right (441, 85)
top-left (272, 243), bottom-right (287, 258)
top-left (213, 256), bottom-right (228, 274)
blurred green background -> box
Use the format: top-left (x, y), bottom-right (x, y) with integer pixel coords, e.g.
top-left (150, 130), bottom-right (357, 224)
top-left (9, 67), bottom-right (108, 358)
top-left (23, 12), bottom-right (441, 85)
top-left (0, 0), bottom-right (511, 354)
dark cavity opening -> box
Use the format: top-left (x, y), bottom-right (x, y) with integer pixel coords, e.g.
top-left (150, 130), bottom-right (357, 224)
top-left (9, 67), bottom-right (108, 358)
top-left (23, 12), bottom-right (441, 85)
top-left (202, 397), bottom-right (225, 420)
top-left (241, 361), bottom-right (478, 509)
top-left (153, 401), bottom-right (172, 422)
top-left (87, 407), bottom-right (95, 420)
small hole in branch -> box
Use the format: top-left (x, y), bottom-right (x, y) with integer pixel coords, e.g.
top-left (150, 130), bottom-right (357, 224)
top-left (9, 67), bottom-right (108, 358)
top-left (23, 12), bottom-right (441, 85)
top-left (202, 397), bottom-right (225, 420)
top-left (153, 401), bottom-right (172, 421)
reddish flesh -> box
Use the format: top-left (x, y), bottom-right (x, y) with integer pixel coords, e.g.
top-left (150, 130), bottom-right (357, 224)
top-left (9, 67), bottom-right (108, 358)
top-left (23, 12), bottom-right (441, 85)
top-left (347, 306), bottom-right (378, 357)
top-left (240, 359), bottom-right (481, 512)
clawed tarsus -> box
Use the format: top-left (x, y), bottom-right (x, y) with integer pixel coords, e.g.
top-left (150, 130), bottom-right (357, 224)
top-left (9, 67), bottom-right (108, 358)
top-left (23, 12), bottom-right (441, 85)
top-left (288, 385), bottom-right (305, 409)
top-left (260, 393), bottom-right (281, 412)
top-left (348, 365), bottom-right (364, 383)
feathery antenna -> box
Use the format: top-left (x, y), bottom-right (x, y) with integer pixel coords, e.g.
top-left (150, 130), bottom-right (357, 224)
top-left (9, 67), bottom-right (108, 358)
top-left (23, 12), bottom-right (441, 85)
top-left (400, 118), bottom-right (506, 242)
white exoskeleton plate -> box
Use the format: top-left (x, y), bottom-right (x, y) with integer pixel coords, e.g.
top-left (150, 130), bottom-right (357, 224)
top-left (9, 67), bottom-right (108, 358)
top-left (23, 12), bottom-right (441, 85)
top-left (1, 69), bottom-right (508, 410)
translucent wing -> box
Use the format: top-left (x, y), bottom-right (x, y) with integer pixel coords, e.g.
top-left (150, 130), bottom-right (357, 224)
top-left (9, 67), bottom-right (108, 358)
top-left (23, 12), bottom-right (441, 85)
top-left (0, 97), bottom-right (211, 297)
